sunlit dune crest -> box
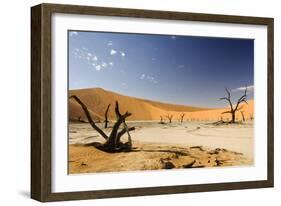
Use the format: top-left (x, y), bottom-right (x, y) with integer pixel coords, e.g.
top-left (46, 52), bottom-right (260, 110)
top-left (69, 87), bottom-right (254, 122)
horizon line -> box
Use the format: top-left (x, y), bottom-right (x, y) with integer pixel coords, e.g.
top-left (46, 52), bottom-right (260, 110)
top-left (69, 86), bottom-right (253, 109)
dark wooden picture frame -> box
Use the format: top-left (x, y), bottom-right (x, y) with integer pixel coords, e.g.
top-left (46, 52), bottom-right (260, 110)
top-left (31, 3), bottom-right (274, 202)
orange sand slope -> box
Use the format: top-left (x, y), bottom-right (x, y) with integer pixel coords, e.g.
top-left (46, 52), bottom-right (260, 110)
top-left (69, 88), bottom-right (253, 121)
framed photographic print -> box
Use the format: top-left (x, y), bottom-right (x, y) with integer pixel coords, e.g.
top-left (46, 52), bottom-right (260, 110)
top-left (31, 3), bottom-right (274, 202)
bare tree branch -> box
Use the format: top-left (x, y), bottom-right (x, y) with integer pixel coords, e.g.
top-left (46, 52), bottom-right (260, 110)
top-left (104, 104), bottom-right (111, 128)
top-left (225, 88), bottom-right (231, 99)
top-left (116, 126), bottom-right (135, 144)
top-left (165, 114), bottom-right (173, 123)
top-left (160, 116), bottom-right (164, 123)
top-left (115, 101), bottom-right (122, 119)
top-left (180, 113), bottom-right (185, 124)
top-left (220, 88), bottom-right (233, 111)
top-left (71, 97), bottom-right (135, 151)
top-left (240, 111), bottom-right (245, 121)
top-left (221, 111), bottom-right (232, 114)
top-left (70, 95), bottom-right (108, 140)
top-left (234, 88), bottom-right (248, 111)
top-left (219, 87), bottom-right (248, 123)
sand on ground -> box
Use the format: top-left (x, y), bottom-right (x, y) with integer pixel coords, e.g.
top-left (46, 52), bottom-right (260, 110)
top-left (69, 121), bottom-right (253, 174)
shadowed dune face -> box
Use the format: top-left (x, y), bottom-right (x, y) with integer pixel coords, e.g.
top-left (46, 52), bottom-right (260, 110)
top-left (69, 88), bottom-right (254, 122)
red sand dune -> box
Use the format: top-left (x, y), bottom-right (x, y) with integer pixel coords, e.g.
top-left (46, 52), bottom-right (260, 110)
top-left (69, 88), bottom-right (253, 122)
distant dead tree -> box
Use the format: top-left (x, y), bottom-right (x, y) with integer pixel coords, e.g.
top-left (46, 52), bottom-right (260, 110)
top-left (159, 115), bottom-right (164, 124)
top-left (165, 113), bottom-right (173, 123)
top-left (240, 111), bottom-right (245, 122)
top-left (104, 104), bottom-right (111, 128)
top-left (70, 95), bottom-right (135, 152)
top-left (250, 114), bottom-right (254, 120)
top-left (180, 113), bottom-right (185, 124)
top-left (220, 87), bottom-right (248, 123)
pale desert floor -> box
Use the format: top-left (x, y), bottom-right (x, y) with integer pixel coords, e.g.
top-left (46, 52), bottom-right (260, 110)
top-left (69, 121), bottom-right (254, 174)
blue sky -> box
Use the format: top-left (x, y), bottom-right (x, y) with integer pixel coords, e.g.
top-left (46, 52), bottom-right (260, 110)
top-left (68, 30), bottom-right (254, 108)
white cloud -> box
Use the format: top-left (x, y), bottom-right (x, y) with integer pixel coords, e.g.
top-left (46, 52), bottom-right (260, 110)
top-left (147, 76), bottom-right (158, 83)
top-left (101, 62), bottom-right (107, 67)
top-left (120, 51), bottom-right (126, 57)
top-left (95, 65), bottom-right (102, 71)
top-left (140, 74), bottom-right (146, 79)
top-left (147, 76), bottom-right (154, 81)
top-left (121, 82), bottom-right (127, 87)
top-left (107, 41), bottom-right (113, 46)
top-left (140, 74), bottom-right (157, 83)
top-left (110, 49), bottom-right (117, 55)
top-left (73, 47), bottom-right (116, 72)
top-left (232, 85), bottom-right (254, 92)
top-left (70, 31), bottom-right (78, 37)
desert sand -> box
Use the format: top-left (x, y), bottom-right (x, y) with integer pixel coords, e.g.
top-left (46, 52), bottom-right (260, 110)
top-left (69, 88), bottom-right (254, 122)
top-left (68, 88), bottom-right (254, 174)
top-left (69, 121), bottom-right (253, 174)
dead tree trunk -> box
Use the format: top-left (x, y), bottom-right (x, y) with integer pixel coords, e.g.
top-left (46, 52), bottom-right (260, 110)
top-left (159, 115), bottom-right (164, 124)
top-left (220, 87), bottom-right (248, 123)
top-left (104, 104), bottom-right (111, 128)
top-left (165, 114), bottom-right (173, 123)
top-left (250, 115), bottom-right (254, 120)
top-left (70, 95), bottom-right (135, 152)
top-left (180, 113), bottom-right (185, 124)
top-left (105, 101), bottom-right (134, 150)
top-left (240, 111), bottom-right (245, 122)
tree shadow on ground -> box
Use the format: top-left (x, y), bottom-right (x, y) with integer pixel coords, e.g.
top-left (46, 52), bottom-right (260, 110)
top-left (85, 141), bottom-right (189, 156)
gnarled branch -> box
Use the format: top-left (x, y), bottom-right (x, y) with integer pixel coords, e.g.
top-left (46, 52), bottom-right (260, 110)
top-left (165, 114), bottom-right (174, 123)
top-left (104, 104), bottom-right (111, 128)
top-left (70, 95), bottom-right (108, 140)
top-left (116, 126), bottom-right (135, 145)
top-left (219, 87), bottom-right (248, 123)
top-left (220, 88), bottom-right (233, 111)
top-left (180, 113), bottom-right (185, 124)
top-left (234, 87), bottom-right (248, 111)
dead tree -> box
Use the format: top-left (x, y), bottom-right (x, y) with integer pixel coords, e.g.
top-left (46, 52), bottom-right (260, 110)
top-left (180, 113), bottom-right (185, 124)
top-left (240, 111), bottom-right (245, 122)
top-left (70, 95), bottom-right (135, 152)
top-left (165, 114), bottom-right (173, 123)
top-left (104, 104), bottom-right (111, 128)
top-left (220, 87), bottom-right (248, 123)
top-left (159, 115), bottom-right (164, 124)
top-left (250, 114), bottom-right (254, 120)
